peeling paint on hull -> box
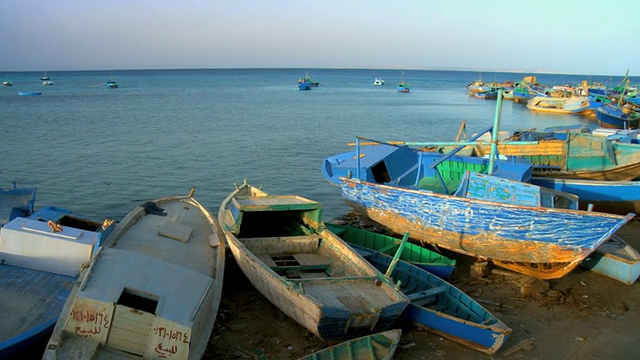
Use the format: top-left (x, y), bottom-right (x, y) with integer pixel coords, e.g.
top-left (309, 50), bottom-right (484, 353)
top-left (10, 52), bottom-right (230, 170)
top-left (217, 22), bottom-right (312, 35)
top-left (340, 178), bottom-right (634, 279)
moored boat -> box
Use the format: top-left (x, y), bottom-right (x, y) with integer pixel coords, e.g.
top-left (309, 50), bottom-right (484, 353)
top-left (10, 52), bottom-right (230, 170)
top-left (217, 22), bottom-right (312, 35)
top-left (105, 80), bottom-right (118, 88)
top-left (353, 245), bottom-right (510, 354)
top-left (2, 80), bottom-right (13, 86)
top-left (397, 71), bottom-right (410, 92)
top-left (44, 189), bottom-right (225, 360)
top-left (526, 96), bottom-right (590, 114)
top-left (374, 78), bottom-right (385, 85)
top-left (596, 103), bottom-right (639, 129)
top-left (218, 181), bottom-right (409, 341)
top-left (325, 222), bottom-right (456, 279)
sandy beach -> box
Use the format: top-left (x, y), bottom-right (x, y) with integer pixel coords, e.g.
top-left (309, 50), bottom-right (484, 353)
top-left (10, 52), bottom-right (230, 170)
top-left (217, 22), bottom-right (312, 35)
top-left (205, 219), bottom-right (640, 359)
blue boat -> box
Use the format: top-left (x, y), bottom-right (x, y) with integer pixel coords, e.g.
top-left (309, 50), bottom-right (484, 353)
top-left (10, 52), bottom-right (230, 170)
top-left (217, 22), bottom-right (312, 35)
top-left (18, 92), bottom-right (42, 96)
top-left (351, 244), bottom-right (510, 355)
top-left (0, 183), bottom-right (36, 226)
top-left (0, 206), bottom-right (116, 357)
top-left (297, 76), bottom-right (312, 90)
top-left (596, 103), bottom-right (639, 129)
top-left (397, 71), bottom-right (410, 92)
top-left (580, 234), bottom-right (640, 285)
top-left (531, 177), bottom-right (640, 216)
top-left (105, 80), bottom-right (118, 88)
top-left (321, 96), bottom-right (634, 279)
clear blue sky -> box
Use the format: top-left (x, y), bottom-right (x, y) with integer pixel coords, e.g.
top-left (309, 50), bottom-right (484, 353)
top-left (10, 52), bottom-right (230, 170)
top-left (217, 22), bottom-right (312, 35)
top-left (1, 0), bottom-right (638, 75)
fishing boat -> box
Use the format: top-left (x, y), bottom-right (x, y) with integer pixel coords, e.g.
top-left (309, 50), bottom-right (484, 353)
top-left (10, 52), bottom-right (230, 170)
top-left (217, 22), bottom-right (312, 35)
top-left (0, 183), bottom-right (36, 226)
top-left (42, 80), bottom-right (54, 86)
top-left (441, 124), bottom-right (640, 181)
top-left (325, 223), bottom-right (456, 279)
top-left (322, 96), bottom-right (634, 279)
top-left (526, 96), bottom-right (591, 114)
top-left (397, 71), bottom-right (410, 93)
top-left (596, 103), bottom-right (639, 129)
top-left (299, 329), bottom-right (401, 360)
top-left (44, 189), bottom-right (225, 360)
top-left (2, 80), bottom-right (13, 86)
top-left (218, 181), bottom-right (409, 341)
top-left (297, 77), bottom-right (311, 90)
top-left (580, 234), bottom-right (640, 285)
top-left (374, 78), bottom-right (385, 86)
top-left (105, 80), bottom-right (118, 88)
top-left (39, 72), bottom-right (50, 81)
top-left (18, 92), bottom-right (42, 96)
top-left (353, 245), bottom-right (510, 355)
top-left (0, 206), bottom-right (115, 358)
top-left (531, 177), bottom-right (640, 216)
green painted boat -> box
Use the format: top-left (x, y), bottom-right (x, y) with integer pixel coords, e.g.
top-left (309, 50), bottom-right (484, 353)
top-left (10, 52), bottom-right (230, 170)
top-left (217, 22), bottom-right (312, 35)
top-left (298, 329), bottom-right (401, 360)
top-left (325, 223), bottom-right (456, 279)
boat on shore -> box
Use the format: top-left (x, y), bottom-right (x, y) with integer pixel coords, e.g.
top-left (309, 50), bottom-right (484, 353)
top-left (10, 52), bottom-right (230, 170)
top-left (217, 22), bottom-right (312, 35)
top-left (44, 189), bottom-right (225, 360)
top-left (299, 329), bottom-right (401, 360)
top-left (218, 181), bottom-right (409, 341)
top-left (325, 223), bottom-right (456, 279)
top-left (353, 245), bottom-right (510, 355)
top-left (322, 100), bottom-right (635, 279)
top-left (580, 234), bottom-right (640, 285)
top-left (1, 205), bottom-right (115, 358)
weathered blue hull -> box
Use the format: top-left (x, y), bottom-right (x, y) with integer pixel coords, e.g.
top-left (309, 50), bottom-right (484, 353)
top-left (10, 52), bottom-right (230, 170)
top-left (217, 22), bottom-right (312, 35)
top-left (580, 235), bottom-right (640, 285)
top-left (352, 245), bottom-right (510, 355)
top-left (338, 178), bottom-right (633, 279)
top-left (531, 177), bottom-right (640, 216)
top-left (596, 104), bottom-right (639, 129)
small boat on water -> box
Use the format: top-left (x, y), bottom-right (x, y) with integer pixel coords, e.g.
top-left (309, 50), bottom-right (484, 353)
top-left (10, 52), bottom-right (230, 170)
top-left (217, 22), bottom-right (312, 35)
top-left (526, 96), bottom-right (591, 114)
top-left (105, 80), bottom-right (118, 88)
top-left (373, 78), bottom-right (385, 86)
top-left (596, 103), bottom-right (639, 129)
top-left (580, 234), bottom-right (640, 285)
top-left (18, 92), bottom-right (42, 96)
top-left (2, 80), bottom-right (13, 86)
top-left (44, 189), bottom-right (225, 360)
top-left (39, 72), bottom-right (50, 81)
top-left (42, 80), bottom-right (54, 86)
top-left (531, 177), bottom-right (640, 216)
top-left (352, 245), bottom-right (510, 355)
top-left (1, 205), bottom-right (115, 358)
top-left (298, 329), bottom-right (401, 360)
top-left (397, 71), bottom-right (410, 92)
top-left (218, 181), bottom-right (409, 341)
top-left (325, 223), bottom-right (456, 279)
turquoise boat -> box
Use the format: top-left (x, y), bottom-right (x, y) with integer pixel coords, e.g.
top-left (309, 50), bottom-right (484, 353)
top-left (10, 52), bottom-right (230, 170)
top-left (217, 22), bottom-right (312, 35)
top-left (581, 234), bottom-right (640, 285)
top-left (325, 223), bottom-right (456, 279)
top-left (298, 329), bottom-right (401, 360)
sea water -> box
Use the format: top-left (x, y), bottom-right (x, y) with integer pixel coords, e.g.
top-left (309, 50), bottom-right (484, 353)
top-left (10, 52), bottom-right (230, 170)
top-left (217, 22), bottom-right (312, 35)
top-left (0, 69), bottom-right (628, 221)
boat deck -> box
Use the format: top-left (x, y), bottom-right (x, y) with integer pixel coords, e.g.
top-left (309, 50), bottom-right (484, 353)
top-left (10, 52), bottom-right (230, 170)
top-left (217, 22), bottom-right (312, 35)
top-left (0, 265), bottom-right (75, 347)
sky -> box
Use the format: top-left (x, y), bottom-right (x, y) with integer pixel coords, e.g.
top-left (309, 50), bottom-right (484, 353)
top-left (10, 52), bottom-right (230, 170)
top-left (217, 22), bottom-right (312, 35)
top-left (1, 0), bottom-right (638, 75)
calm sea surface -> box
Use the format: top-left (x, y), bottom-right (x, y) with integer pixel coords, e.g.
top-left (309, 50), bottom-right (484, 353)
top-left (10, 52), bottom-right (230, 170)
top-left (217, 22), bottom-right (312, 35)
top-left (1, 69), bottom-right (633, 221)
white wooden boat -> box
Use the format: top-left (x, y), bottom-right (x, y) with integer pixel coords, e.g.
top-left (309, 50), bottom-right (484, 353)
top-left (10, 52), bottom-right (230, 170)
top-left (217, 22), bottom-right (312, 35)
top-left (44, 189), bottom-right (225, 360)
top-left (298, 329), bottom-right (401, 360)
top-left (526, 96), bottom-right (590, 114)
top-left (218, 181), bottom-right (409, 341)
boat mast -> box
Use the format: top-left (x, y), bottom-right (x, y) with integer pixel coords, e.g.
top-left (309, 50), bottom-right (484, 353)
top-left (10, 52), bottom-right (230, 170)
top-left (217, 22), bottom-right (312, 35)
top-left (488, 89), bottom-right (504, 175)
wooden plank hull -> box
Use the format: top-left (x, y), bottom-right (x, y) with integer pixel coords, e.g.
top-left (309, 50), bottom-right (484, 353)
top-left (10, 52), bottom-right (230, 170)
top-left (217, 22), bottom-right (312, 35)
top-left (44, 193), bottom-right (225, 360)
top-left (298, 329), bottom-right (401, 360)
top-left (352, 245), bottom-right (510, 355)
top-left (580, 235), bottom-right (640, 285)
top-left (531, 177), bottom-right (640, 216)
top-left (218, 182), bottom-right (409, 342)
top-left (325, 223), bottom-right (456, 279)
top-left (338, 178), bottom-right (633, 279)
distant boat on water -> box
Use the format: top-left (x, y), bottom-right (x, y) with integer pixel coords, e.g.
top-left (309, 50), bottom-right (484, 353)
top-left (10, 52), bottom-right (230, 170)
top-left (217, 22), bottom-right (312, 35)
top-left (42, 80), bottom-right (54, 86)
top-left (18, 92), bottom-right (42, 96)
top-left (105, 80), bottom-right (118, 88)
top-left (397, 71), bottom-right (410, 92)
top-left (374, 78), bottom-right (385, 86)
top-left (38, 72), bottom-right (50, 81)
